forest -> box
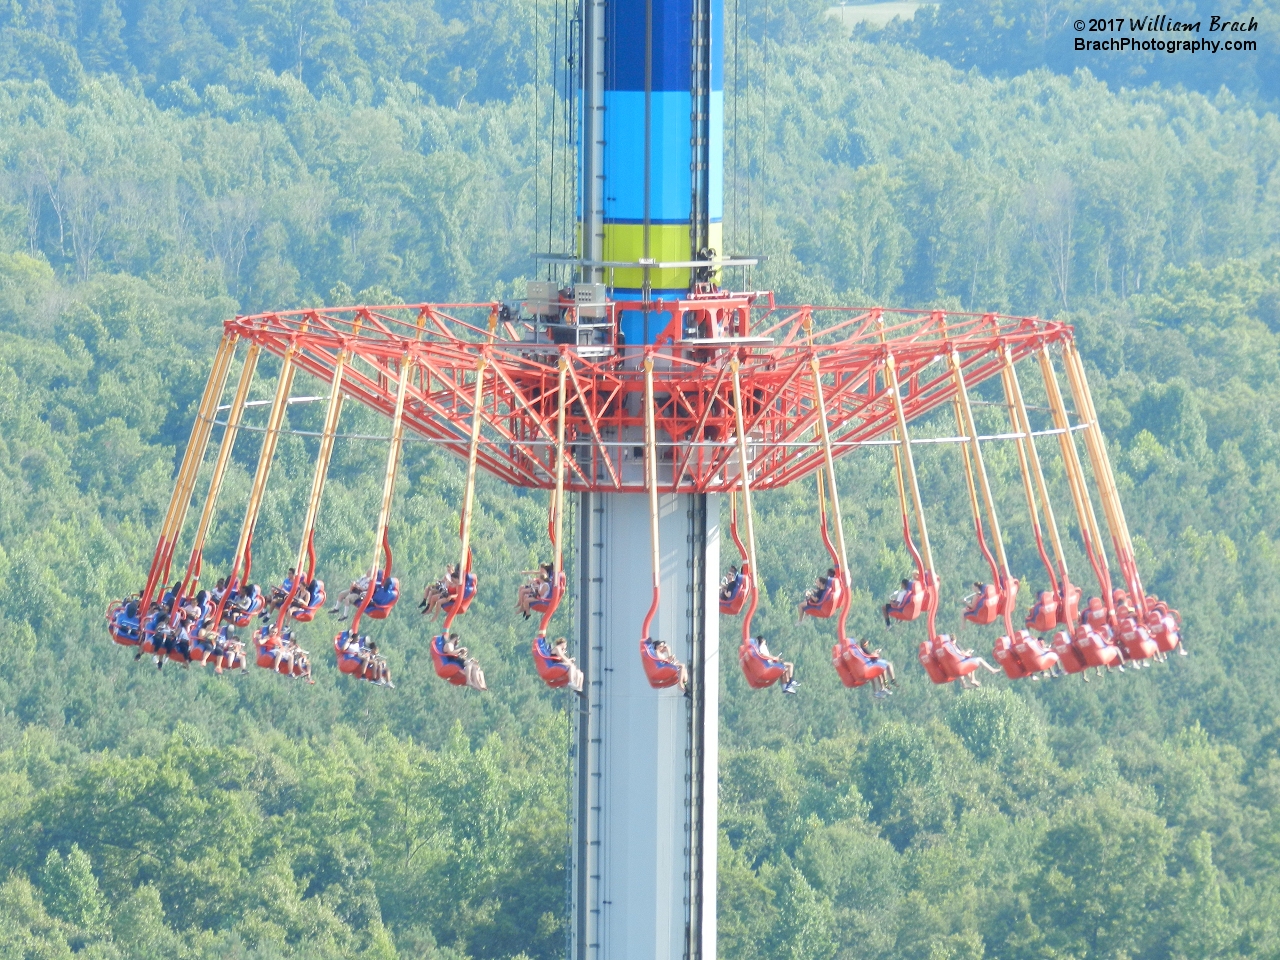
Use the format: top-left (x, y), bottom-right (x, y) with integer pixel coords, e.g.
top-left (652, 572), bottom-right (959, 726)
top-left (0, 0), bottom-right (1279, 957)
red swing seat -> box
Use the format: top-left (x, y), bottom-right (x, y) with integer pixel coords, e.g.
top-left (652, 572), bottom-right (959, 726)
top-left (529, 572), bottom-right (567, 613)
top-left (640, 639), bottom-right (684, 689)
top-left (290, 581), bottom-right (325, 623)
top-left (993, 634), bottom-right (1032, 679)
top-left (832, 639), bottom-right (886, 688)
top-left (230, 592), bottom-right (264, 628)
top-left (253, 629), bottom-right (284, 673)
top-left (887, 580), bottom-right (926, 622)
top-left (365, 575), bottom-right (400, 620)
top-left (1117, 617), bottom-right (1158, 661)
top-left (1082, 596), bottom-right (1110, 630)
top-left (1146, 609), bottom-right (1181, 652)
top-left (933, 635), bottom-right (981, 681)
top-left (800, 577), bottom-right (843, 620)
top-left (1074, 623), bottom-right (1122, 668)
top-left (963, 583), bottom-right (1001, 626)
top-left (1050, 630), bottom-right (1089, 673)
top-left (332, 634), bottom-right (376, 680)
top-left (719, 571), bottom-right (750, 616)
top-left (1025, 590), bottom-right (1059, 633)
top-left (1012, 629), bottom-right (1059, 674)
top-left (441, 572), bottom-right (478, 616)
top-left (918, 639), bottom-right (951, 684)
top-left (107, 602), bottom-right (142, 646)
top-left (738, 636), bottom-right (787, 689)
top-left (532, 635), bottom-right (573, 688)
top-left (430, 634), bottom-right (469, 686)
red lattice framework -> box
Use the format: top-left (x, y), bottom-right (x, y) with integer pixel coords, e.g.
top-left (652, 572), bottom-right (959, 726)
top-left (223, 298), bottom-right (1074, 493)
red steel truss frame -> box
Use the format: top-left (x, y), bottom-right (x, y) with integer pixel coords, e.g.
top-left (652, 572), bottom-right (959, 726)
top-left (223, 299), bottom-right (1074, 494)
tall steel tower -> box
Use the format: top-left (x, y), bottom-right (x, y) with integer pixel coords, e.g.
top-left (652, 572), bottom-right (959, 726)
top-left (572, 3), bottom-right (724, 959)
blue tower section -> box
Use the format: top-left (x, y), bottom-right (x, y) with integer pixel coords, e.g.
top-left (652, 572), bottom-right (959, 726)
top-left (590, 0), bottom-right (724, 345)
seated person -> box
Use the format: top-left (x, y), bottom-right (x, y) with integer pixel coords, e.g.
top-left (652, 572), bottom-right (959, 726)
top-left (150, 617), bottom-right (177, 669)
top-left (284, 633), bottom-right (314, 684)
top-left (547, 636), bottom-right (584, 692)
top-left (263, 568), bottom-right (298, 618)
top-left (370, 573), bottom-right (398, 604)
top-left (439, 633), bottom-right (484, 690)
top-left (755, 636), bottom-right (798, 694)
top-left (883, 578), bottom-right (915, 626)
top-left (516, 563), bottom-right (554, 618)
top-left (330, 573), bottom-right (371, 620)
top-left (858, 638), bottom-right (897, 698)
top-left (719, 565), bottom-right (741, 602)
top-left (419, 565), bottom-right (458, 617)
top-left (652, 639), bottom-right (690, 692)
top-left (364, 639), bottom-right (397, 688)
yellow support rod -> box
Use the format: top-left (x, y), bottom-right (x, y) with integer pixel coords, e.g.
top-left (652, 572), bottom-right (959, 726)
top-left (950, 350), bottom-right (1011, 576)
top-left (292, 352), bottom-right (348, 573)
top-left (953, 397), bottom-right (984, 553)
top-left (232, 347), bottom-right (299, 571)
top-left (1003, 348), bottom-right (1070, 587)
top-left (457, 356), bottom-right (489, 580)
top-left (1038, 346), bottom-right (1110, 591)
top-left (150, 333), bottom-right (238, 589)
top-left (811, 358), bottom-right (850, 582)
top-left (885, 353), bottom-right (935, 574)
top-left (643, 358), bottom-right (662, 599)
top-left (730, 359), bottom-right (760, 590)
top-left (1061, 342), bottom-right (1140, 580)
top-left (369, 355), bottom-right (415, 577)
top-left (551, 357), bottom-right (569, 580)
top-left (183, 344), bottom-right (261, 581)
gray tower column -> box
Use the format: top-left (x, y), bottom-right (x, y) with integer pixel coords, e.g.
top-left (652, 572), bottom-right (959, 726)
top-left (573, 492), bottom-right (719, 960)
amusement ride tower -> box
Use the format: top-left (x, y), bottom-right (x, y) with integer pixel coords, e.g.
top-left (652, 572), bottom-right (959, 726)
top-left (108, 4), bottom-right (1180, 960)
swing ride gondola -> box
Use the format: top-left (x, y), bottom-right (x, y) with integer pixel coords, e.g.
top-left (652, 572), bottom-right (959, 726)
top-left (108, 302), bottom-right (1180, 692)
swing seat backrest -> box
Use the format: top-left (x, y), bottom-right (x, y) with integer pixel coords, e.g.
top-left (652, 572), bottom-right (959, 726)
top-left (443, 573), bottom-right (479, 614)
top-left (887, 581), bottom-right (926, 622)
top-left (1075, 624), bottom-right (1122, 667)
top-left (430, 635), bottom-right (469, 685)
top-left (529, 572), bottom-right (566, 613)
top-left (1012, 629), bottom-right (1059, 673)
top-left (738, 638), bottom-right (786, 689)
top-left (1083, 596), bottom-right (1110, 630)
top-left (1146, 610), bottom-right (1180, 652)
top-left (109, 604), bottom-right (142, 646)
top-left (992, 634), bottom-right (1031, 679)
top-left (1058, 584), bottom-right (1082, 626)
top-left (1117, 617), bottom-right (1158, 660)
top-left (532, 635), bottom-right (572, 688)
top-left (333, 634), bottom-right (369, 676)
top-left (918, 640), bottom-right (951, 684)
top-left (1050, 630), bottom-right (1089, 673)
top-left (719, 573), bottom-right (750, 616)
top-left (934, 635), bottom-right (979, 679)
top-left (832, 639), bottom-right (884, 687)
top-left (232, 593), bottom-right (264, 628)
top-left (366, 577), bottom-right (400, 618)
top-left (802, 577), bottom-right (843, 620)
top-left (291, 581), bottom-right (325, 622)
top-left (641, 639), bottom-right (684, 689)
top-left (1025, 590), bottom-right (1059, 633)
top-left (963, 584), bottom-right (1001, 626)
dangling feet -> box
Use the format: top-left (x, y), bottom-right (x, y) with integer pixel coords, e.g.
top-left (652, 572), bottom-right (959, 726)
top-left (781, 679), bottom-right (800, 695)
